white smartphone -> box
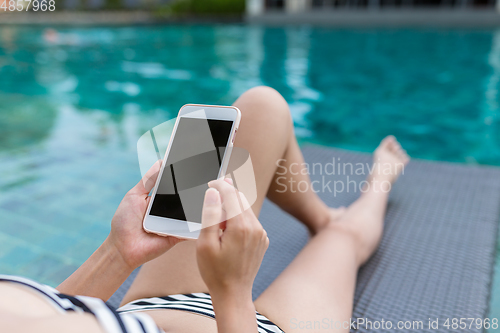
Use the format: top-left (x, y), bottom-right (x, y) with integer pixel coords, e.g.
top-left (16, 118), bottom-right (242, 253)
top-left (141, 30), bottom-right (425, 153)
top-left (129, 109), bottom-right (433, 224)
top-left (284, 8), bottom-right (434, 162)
top-left (143, 104), bottom-right (241, 239)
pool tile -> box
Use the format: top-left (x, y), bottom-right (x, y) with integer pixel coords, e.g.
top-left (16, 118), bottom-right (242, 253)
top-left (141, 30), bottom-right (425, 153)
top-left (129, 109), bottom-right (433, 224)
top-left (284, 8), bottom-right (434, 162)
top-left (39, 234), bottom-right (82, 258)
top-left (34, 209), bottom-right (93, 235)
top-left (19, 255), bottom-right (66, 282)
top-left (0, 264), bottom-right (18, 277)
top-left (0, 233), bottom-right (21, 258)
top-left (2, 246), bottom-right (40, 270)
top-left (65, 240), bottom-right (98, 263)
top-left (0, 213), bottom-right (56, 246)
top-left (79, 223), bottom-right (109, 244)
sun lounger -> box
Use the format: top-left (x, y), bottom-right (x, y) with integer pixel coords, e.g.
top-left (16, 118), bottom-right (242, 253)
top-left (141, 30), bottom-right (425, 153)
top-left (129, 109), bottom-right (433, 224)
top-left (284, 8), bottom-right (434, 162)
top-left (109, 146), bottom-right (500, 333)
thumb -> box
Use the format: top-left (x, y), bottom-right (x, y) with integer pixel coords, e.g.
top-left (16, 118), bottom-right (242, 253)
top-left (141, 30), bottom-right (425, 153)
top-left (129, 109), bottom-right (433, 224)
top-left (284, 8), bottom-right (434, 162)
top-left (198, 188), bottom-right (222, 245)
top-left (133, 160), bottom-right (162, 195)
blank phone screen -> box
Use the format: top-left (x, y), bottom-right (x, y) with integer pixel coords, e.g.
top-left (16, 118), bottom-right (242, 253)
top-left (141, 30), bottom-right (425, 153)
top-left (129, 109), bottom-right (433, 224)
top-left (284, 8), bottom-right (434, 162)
top-left (149, 118), bottom-right (234, 223)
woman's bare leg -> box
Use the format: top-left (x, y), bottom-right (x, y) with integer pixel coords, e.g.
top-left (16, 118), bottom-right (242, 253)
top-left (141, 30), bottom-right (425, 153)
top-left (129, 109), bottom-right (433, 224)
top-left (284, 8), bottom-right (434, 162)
top-left (254, 137), bottom-right (409, 332)
top-left (122, 86), bottom-right (333, 304)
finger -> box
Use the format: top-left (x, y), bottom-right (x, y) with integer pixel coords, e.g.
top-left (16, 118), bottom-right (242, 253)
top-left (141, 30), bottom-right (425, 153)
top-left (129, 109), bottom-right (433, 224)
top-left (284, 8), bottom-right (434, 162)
top-left (208, 179), bottom-right (244, 226)
top-left (133, 160), bottom-right (162, 195)
top-left (198, 188), bottom-right (223, 245)
top-left (237, 191), bottom-right (253, 216)
top-left (168, 236), bottom-right (186, 246)
top-left (236, 191), bottom-right (267, 244)
top-left (237, 191), bottom-right (258, 227)
top-left (239, 191), bottom-right (266, 237)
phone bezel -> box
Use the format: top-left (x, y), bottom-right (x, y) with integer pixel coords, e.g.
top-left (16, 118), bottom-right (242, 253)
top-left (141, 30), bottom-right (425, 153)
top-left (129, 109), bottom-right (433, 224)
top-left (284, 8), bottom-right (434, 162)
top-left (142, 104), bottom-right (241, 239)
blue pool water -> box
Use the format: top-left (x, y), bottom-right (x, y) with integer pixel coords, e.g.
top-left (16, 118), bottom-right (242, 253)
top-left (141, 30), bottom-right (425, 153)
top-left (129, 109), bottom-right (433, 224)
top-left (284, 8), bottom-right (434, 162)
top-left (1, 25), bottom-right (500, 316)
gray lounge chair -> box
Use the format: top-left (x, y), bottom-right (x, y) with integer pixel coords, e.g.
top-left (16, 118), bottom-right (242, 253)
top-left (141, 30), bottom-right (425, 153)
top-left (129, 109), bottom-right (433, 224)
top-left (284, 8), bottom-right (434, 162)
top-left (109, 146), bottom-right (500, 333)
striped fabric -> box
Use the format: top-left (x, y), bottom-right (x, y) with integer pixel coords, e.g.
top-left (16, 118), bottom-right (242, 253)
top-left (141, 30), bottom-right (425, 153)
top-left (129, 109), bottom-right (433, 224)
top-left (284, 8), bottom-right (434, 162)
top-left (118, 293), bottom-right (284, 333)
top-left (0, 275), bottom-right (162, 333)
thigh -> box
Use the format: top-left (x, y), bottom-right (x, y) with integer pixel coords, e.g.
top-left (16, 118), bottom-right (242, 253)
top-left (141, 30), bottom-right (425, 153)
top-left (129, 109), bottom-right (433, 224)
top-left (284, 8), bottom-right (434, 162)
top-left (122, 87), bottom-right (292, 305)
top-left (254, 224), bottom-right (358, 333)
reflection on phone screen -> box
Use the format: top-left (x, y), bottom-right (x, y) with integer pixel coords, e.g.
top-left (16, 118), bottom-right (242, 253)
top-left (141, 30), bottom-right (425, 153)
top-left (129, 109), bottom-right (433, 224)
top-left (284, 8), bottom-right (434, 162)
top-left (149, 118), bottom-right (233, 223)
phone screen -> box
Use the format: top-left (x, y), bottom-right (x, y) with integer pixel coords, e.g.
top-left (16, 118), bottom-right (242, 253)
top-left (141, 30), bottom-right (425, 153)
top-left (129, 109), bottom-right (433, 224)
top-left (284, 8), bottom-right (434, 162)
top-left (149, 117), bottom-right (234, 223)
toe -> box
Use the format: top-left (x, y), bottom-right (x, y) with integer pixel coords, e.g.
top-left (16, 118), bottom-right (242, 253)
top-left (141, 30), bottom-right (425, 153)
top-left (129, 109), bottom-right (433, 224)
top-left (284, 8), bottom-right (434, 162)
top-left (378, 135), bottom-right (395, 151)
top-left (400, 150), bottom-right (410, 164)
top-left (381, 135), bottom-right (395, 146)
top-left (390, 138), bottom-right (402, 152)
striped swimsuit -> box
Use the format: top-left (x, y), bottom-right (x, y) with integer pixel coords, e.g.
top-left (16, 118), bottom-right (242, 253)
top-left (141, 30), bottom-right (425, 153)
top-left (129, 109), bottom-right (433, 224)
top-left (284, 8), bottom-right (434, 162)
top-left (119, 293), bottom-right (284, 333)
top-left (0, 275), bottom-right (161, 333)
top-left (0, 275), bottom-right (284, 333)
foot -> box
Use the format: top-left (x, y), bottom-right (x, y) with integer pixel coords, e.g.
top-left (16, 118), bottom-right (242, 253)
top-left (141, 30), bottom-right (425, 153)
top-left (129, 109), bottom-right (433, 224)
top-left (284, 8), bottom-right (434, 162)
top-left (369, 135), bottom-right (410, 186)
top-left (324, 136), bottom-right (409, 229)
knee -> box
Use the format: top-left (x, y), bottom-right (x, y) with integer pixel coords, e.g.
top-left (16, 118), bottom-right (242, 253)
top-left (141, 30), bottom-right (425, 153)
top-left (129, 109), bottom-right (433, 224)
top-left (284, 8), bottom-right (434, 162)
top-left (323, 217), bottom-right (381, 266)
top-left (324, 221), bottom-right (361, 247)
top-left (234, 86), bottom-right (292, 128)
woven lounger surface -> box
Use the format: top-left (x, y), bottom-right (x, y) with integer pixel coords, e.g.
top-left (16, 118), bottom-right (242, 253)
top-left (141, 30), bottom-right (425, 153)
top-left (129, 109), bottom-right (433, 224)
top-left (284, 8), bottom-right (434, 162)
top-left (109, 147), bottom-right (500, 333)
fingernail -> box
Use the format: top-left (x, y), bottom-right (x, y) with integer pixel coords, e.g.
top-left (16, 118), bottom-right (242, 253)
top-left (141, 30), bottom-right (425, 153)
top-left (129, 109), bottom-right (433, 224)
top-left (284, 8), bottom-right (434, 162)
top-left (224, 177), bottom-right (233, 185)
top-left (208, 180), bottom-right (214, 187)
top-left (205, 188), bottom-right (219, 205)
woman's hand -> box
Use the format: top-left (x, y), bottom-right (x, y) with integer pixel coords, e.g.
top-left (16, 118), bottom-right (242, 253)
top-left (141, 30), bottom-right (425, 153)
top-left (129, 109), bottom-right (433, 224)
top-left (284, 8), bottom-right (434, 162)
top-left (196, 178), bottom-right (269, 333)
top-left (108, 160), bottom-right (184, 270)
top-left (58, 161), bottom-right (183, 300)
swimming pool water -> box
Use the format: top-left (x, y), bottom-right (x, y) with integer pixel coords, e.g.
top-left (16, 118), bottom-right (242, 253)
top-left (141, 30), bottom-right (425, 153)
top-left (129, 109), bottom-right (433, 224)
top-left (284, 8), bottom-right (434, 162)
top-left (0, 25), bottom-right (500, 318)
